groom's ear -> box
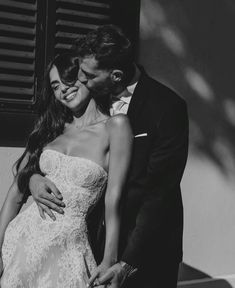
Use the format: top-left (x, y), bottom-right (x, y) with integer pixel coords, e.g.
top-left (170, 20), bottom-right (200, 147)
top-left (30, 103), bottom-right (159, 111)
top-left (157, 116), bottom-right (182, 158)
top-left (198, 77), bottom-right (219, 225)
top-left (110, 70), bottom-right (124, 84)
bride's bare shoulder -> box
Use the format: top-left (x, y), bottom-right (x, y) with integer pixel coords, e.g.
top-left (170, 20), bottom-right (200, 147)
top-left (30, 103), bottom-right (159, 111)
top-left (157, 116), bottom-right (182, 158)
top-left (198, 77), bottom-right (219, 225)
top-left (106, 114), bottom-right (133, 138)
top-left (106, 114), bottom-right (129, 127)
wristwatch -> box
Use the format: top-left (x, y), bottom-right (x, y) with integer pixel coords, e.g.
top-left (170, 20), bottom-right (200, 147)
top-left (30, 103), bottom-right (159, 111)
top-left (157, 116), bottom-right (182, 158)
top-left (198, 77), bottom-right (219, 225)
top-left (119, 261), bottom-right (138, 278)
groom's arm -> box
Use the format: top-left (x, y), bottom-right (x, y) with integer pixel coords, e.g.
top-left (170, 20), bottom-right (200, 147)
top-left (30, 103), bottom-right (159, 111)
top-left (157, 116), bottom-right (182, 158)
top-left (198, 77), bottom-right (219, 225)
top-left (121, 98), bottom-right (189, 268)
top-left (29, 174), bottom-right (65, 220)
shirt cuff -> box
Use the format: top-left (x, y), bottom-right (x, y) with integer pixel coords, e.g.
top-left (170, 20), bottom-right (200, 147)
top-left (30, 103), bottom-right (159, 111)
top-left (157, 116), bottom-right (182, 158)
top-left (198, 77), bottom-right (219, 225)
top-left (119, 261), bottom-right (138, 278)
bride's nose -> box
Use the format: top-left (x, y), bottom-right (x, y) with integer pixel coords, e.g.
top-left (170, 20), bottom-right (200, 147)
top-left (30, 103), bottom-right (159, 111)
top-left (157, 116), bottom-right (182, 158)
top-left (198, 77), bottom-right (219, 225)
top-left (61, 83), bottom-right (69, 93)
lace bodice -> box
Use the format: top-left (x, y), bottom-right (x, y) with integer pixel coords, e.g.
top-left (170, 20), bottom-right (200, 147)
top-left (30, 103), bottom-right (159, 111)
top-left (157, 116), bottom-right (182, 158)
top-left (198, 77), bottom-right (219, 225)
top-left (1, 149), bottom-right (108, 288)
top-left (40, 149), bottom-right (107, 217)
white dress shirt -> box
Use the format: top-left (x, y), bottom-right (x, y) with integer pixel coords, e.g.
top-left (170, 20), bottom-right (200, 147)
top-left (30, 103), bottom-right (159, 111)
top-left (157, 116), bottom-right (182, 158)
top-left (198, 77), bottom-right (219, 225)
top-left (110, 82), bottom-right (138, 115)
top-left (110, 65), bottom-right (140, 115)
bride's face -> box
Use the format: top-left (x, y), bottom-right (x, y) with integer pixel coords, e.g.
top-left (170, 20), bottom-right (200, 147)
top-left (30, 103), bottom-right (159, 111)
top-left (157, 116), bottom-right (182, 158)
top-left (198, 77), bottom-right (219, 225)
top-left (49, 65), bottom-right (90, 112)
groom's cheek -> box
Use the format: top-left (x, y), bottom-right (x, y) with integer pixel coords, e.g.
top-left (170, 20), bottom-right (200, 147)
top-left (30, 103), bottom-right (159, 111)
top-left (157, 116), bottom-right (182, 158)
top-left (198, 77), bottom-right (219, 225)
top-left (87, 82), bottom-right (105, 96)
top-left (86, 79), bottom-right (96, 91)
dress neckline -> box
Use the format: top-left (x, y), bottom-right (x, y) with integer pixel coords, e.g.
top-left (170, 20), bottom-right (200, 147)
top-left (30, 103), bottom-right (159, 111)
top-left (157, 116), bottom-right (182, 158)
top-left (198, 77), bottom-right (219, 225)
top-left (42, 149), bottom-right (108, 175)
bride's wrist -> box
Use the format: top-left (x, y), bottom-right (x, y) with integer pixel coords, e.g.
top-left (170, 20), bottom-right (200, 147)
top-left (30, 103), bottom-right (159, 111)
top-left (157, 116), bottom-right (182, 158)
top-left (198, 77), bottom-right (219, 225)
top-left (101, 257), bottom-right (117, 267)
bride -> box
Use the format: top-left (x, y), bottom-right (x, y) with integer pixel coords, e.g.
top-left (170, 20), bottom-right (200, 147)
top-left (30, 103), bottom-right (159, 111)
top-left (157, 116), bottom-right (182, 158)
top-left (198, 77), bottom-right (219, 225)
top-left (0, 52), bottom-right (132, 287)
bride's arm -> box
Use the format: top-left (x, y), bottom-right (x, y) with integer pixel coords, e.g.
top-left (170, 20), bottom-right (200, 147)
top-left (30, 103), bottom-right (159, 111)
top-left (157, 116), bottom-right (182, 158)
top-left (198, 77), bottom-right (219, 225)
top-left (0, 154), bottom-right (29, 251)
top-left (0, 180), bottom-right (25, 249)
top-left (102, 115), bottom-right (133, 267)
top-left (89, 114), bottom-right (133, 286)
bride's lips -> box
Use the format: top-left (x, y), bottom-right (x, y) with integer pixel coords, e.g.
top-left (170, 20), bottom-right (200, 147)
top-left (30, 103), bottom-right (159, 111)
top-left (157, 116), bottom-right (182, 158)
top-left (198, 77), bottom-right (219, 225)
top-left (64, 91), bottom-right (77, 101)
top-left (62, 87), bottom-right (79, 102)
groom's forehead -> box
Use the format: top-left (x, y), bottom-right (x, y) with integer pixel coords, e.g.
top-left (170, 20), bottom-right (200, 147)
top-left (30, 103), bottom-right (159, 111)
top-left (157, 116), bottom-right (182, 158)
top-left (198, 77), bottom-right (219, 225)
top-left (81, 56), bottom-right (110, 72)
top-left (80, 56), bottom-right (99, 70)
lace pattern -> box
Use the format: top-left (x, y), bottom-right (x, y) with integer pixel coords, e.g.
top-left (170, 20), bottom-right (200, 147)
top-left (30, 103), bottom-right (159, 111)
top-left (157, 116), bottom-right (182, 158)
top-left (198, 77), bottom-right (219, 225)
top-left (1, 149), bottom-right (107, 288)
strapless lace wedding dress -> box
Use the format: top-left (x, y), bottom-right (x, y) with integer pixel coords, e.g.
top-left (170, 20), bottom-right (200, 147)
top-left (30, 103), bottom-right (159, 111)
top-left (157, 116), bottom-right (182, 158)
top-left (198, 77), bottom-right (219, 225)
top-left (1, 149), bottom-right (107, 288)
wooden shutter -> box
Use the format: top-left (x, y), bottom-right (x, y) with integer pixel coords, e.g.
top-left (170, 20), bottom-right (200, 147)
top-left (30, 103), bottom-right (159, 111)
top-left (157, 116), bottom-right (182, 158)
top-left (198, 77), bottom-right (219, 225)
top-left (55, 0), bottom-right (111, 55)
top-left (0, 0), bottom-right (38, 110)
top-left (0, 0), bottom-right (140, 146)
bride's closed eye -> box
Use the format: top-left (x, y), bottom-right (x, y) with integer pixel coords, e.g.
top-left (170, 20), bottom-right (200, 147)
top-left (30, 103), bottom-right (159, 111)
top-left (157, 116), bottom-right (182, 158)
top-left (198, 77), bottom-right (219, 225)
top-left (52, 85), bottom-right (60, 91)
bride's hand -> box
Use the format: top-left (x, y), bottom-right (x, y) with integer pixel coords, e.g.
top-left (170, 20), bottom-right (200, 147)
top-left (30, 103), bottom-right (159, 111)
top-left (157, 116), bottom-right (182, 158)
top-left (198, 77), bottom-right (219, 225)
top-left (88, 262), bottom-right (110, 287)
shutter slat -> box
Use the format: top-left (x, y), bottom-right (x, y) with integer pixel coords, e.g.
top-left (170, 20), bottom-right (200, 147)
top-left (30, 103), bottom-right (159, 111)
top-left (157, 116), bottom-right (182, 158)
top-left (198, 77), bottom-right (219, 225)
top-left (0, 36), bottom-right (35, 47)
top-left (0, 61), bottom-right (34, 71)
top-left (0, 11), bottom-right (36, 23)
top-left (56, 8), bottom-right (109, 20)
top-left (56, 31), bottom-right (81, 40)
top-left (55, 43), bottom-right (73, 50)
top-left (0, 86), bottom-right (34, 96)
top-left (0, 74), bottom-right (34, 83)
top-left (0, 24), bottom-right (36, 35)
top-left (56, 20), bottom-right (98, 30)
top-left (0, 0), bottom-right (37, 11)
top-left (0, 97), bottom-right (33, 103)
top-left (57, 0), bottom-right (110, 9)
top-left (0, 49), bottom-right (35, 59)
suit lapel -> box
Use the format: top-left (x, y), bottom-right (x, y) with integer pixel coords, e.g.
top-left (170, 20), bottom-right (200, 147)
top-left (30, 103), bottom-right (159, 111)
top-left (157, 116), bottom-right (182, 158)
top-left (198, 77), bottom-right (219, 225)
top-left (127, 68), bottom-right (149, 131)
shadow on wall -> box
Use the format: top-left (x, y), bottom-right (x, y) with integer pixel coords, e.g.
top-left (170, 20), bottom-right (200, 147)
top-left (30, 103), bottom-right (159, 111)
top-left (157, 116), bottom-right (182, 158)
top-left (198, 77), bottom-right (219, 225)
top-left (139, 0), bottom-right (235, 180)
top-left (177, 263), bottom-right (233, 288)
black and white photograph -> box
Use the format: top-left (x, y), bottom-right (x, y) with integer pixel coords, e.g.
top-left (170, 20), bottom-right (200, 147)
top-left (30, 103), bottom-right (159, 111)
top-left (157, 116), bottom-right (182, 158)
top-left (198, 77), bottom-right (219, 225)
top-left (0, 0), bottom-right (234, 287)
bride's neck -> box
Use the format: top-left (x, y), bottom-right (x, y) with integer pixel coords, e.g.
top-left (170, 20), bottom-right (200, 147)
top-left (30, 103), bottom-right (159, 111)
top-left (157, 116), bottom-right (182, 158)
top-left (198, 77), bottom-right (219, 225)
top-left (72, 98), bottom-right (106, 129)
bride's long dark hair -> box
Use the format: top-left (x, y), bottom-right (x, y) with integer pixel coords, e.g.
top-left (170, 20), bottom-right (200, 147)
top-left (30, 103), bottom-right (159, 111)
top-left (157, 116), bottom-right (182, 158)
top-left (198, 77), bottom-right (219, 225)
top-left (15, 53), bottom-right (79, 198)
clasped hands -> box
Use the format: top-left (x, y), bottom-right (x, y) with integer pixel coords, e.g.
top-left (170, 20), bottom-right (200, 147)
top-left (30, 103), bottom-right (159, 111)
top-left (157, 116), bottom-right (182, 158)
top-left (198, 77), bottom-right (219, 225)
top-left (88, 262), bottom-right (127, 288)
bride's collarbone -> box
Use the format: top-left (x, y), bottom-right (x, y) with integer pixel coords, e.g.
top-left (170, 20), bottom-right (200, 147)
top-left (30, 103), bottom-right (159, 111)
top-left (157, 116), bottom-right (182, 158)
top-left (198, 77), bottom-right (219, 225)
top-left (64, 121), bottom-right (109, 142)
top-left (48, 129), bottom-right (109, 157)
top-left (65, 117), bottom-right (109, 132)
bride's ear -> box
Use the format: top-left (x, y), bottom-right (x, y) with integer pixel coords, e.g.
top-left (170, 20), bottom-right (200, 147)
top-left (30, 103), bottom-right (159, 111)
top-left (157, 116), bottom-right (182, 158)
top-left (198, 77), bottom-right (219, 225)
top-left (110, 70), bottom-right (124, 84)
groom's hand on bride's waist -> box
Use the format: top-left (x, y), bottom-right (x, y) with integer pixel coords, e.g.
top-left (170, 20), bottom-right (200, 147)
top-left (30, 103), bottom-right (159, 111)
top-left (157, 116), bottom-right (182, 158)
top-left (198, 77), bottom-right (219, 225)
top-left (29, 174), bottom-right (66, 221)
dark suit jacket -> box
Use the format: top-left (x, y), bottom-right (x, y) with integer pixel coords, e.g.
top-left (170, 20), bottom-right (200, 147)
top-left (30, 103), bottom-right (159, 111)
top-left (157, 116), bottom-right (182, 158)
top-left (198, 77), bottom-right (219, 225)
top-left (88, 68), bottom-right (189, 285)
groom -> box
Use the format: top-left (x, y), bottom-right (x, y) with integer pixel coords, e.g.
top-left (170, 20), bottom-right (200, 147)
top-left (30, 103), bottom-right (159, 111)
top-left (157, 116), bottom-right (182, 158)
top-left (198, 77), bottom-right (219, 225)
top-left (29, 25), bottom-right (188, 288)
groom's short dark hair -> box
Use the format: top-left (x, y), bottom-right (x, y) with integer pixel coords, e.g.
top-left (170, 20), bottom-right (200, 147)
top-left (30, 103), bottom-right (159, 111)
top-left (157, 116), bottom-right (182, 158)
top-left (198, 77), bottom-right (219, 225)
top-left (73, 25), bottom-right (135, 82)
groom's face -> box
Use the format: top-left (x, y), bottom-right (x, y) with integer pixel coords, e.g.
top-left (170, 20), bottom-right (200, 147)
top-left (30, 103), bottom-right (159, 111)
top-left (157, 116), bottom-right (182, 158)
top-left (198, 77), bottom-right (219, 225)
top-left (78, 56), bottom-right (114, 96)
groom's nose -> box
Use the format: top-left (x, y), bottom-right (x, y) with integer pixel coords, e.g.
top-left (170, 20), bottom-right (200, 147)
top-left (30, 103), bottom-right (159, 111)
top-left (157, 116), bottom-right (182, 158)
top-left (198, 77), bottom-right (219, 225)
top-left (78, 69), bottom-right (88, 85)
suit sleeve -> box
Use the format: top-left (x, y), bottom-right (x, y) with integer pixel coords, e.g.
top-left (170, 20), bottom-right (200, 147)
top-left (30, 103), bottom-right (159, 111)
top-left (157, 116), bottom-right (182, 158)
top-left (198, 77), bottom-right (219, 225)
top-left (121, 98), bottom-right (189, 268)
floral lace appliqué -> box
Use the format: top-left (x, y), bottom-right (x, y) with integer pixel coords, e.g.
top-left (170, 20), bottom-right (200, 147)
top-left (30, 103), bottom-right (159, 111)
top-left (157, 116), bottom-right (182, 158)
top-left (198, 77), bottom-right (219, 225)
top-left (1, 149), bottom-right (107, 288)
